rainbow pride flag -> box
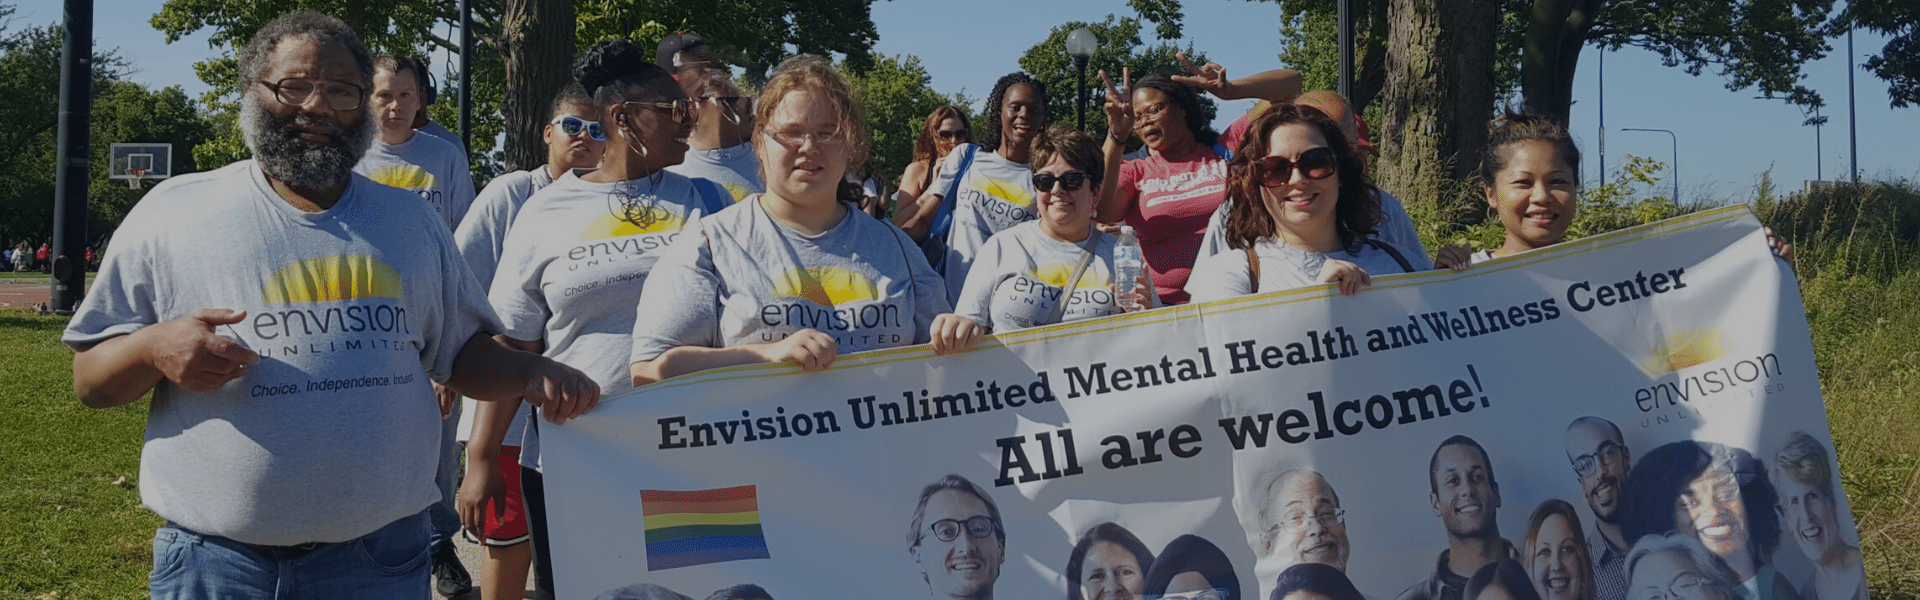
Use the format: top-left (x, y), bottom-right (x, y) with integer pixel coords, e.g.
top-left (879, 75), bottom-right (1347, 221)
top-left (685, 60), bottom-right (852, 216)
top-left (640, 485), bottom-right (771, 571)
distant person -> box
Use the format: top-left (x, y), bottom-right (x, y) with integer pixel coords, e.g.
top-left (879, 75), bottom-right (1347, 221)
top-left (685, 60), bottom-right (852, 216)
top-left (1397, 435), bottom-right (1516, 600)
top-left (1563, 417), bottom-right (1632, 600)
top-left (894, 106), bottom-right (972, 226)
top-left (1065, 522), bottom-right (1156, 600)
top-left (1771, 432), bottom-right (1865, 600)
top-left (1142, 534), bottom-right (1243, 600)
top-left (1622, 533), bottom-right (1739, 600)
top-left (62, 11), bottom-right (596, 596)
top-left (452, 83), bottom-right (605, 600)
top-left (902, 72), bottom-right (1048, 303)
top-left (404, 58), bottom-right (465, 155)
top-left (1095, 55), bottom-right (1303, 304)
top-left (908, 474), bottom-right (1007, 600)
top-left (1620, 441), bottom-right (1798, 600)
top-left (2, 245), bottom-right (12, 271)
top-left (35, 242), bottom-right (49, 273)
top-left (706, 584), bottom-right (775, 600)
top-left (1236, 468), bottom-right (1352, 595)
top-left (1523, 500), bottom-right (1597, 600)
top-left (1465, 561), bottom-right (1542, 600)
top-left (1272, 563), bottom-right (1366, 600)
top-left (11, 242), bottom-right (27, 272)
top-left (1199, 90), bottom-right (1424, 261)
top-left (657, 31), bottom-right (717, 85)
top-left (665, 68), bottom-right (763, 201)
top-left (1186, 104), bottom-right (1429, 302)
top-left (354, 54), bottom-right (477, 231)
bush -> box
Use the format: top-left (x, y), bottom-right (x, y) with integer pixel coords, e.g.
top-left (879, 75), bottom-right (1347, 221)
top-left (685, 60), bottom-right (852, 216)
top-left (1754, 177), bottom-right (1920, 282)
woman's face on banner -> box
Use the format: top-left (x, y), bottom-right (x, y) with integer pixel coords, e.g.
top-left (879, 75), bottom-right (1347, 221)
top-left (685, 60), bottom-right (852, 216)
top-left (1529, 513), bottom-right (1587, 600)
top-left (1672, 465), bottom-right (1750, 559)
top-left (1080, 541), bottom-right (1145, 600)
top-left (1773, 474), bottom-right (1841, 560)
top-left (1627, 549), bottom-right (1732, 600)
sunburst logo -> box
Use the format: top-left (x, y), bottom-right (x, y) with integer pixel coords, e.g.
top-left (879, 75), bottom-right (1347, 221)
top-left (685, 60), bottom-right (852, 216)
top-left (368, 165), bottom-right (437, 190)
top-left (979, 177), bottom-right (1035, 210)
top-left (722, 183), bottom-right (754, 202)
top-left (579, 208), bottom-right (688, 242)
top-left (263, 254), bottom-right (403, 304)
top-left (774, 267), bottom-right (880, 306)
top-left (1027, 264), bottom-right (1111, 290)
top-left (1641, 329), bottom-right (1729, 376)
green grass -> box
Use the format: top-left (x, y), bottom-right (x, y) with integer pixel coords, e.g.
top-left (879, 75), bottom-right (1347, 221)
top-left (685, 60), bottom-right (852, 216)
top-left (0, 272), bottom-right (51, 279)
top-left (0, 308), bottom-right (159, 600)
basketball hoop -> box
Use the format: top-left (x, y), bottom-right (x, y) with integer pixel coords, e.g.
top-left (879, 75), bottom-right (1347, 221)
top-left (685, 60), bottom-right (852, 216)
top-left (126, 168), bottom-right (145, 189)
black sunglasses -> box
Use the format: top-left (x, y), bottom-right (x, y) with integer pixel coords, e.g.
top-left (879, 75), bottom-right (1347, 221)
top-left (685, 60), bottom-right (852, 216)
top-left (1255, 147), bottom-right (1338, 187)
top-left (1032, 171), bottom-right (1091, 192)
top-left (936, 128), bottom-right (969, 140)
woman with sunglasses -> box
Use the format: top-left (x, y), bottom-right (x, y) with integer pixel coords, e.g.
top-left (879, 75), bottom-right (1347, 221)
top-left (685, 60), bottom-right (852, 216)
top-left (630, 55), bottom-right (947, 384)
top-left (665, 69), bottom-right (762, 202)
top-left (893, 105), bottom-right (971, 227)
top-left (1186, 104), bottom-right (1429, 301)
top-left (464, 40), bottom-right (730, 597)
top-left (1095, 57), bottom-right (1303, 305)
top-left (930, 125), bottom-right (1153, 353)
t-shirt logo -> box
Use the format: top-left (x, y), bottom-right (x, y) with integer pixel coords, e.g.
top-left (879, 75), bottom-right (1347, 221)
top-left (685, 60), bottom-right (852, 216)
top-left (758, 266), bottom-right (905, 337)
top-left (579, 207), bottom-right (688, 241)
top-left (774, 266), bottom-right (880, 306)
top-left (721, 183), bottom-right (754, 202)
top-left (264, 254), bottom-right (404, 303)
top-left (250, 254), bottom-right (415, 350)
top-left (367, 165), bottom-right (438, 190)
top-left (1027, 263), bottom-right (1110, 290)
top-left (978, 177), bottom-right (1035, 211)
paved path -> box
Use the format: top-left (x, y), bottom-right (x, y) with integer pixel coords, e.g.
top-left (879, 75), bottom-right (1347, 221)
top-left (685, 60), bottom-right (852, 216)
top-left (0, 277), bottom-right (57, 308)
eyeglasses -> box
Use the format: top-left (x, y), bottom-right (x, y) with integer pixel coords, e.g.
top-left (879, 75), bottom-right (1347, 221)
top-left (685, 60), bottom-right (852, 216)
top-left (1154, 589), bottom-right (1230, 600)
top-left (1255, 148), bottom-right (1338, 187)
top-left (1570, 440), bottom-right (1627, 479)
top-left (1032, 171), bottom-right (1091, 192)
top-left (1278, 508), bottom-right (1345, 533)
top-left (926, 515), bottom-right (998, 543)
top-left (1631, 574), bottom-right (1714, 600)
top-left (763, 128), bottom-right (847, 149)
top-left (257, 78), bottom-right (365, 111)
top-left (550, 116), bottom-right (606, 141)
top-left (1135, 101), bottom-right (1171, 121)
top-left (624, 100), bottom-right (697, 127)
top-left (937, 128), bottom-right (970, 140)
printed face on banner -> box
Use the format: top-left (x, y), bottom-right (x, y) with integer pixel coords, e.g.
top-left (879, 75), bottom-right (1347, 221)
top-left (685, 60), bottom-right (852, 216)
top-left (914, 489), bottom-right (1005, 600)
top-left (1772, 475), bottom-right (1839, 561)
top-left (1080, 541), bottom-right (1146, 600)
top-left (1430, 442), bottom-right (1502, 539)
top-left (1625, 549), bottom-right (1733, 600)
top-left (1566, 419), bottom-right (1631, 523)
top-left (1674, 467), bottom-right (1750, 558)
top-left (1528, 513), bottom-right (1585, 600)
top-left (1256, 471), bottom-right (1348, 573)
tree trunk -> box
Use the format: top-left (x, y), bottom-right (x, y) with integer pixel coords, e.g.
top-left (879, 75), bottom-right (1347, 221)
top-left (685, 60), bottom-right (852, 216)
top-left (500, 0), bottom-right (574, 172)
top-left (1350, 0), bottom-right (1389, 114)
top-left (1520, 0), bottom-right (1603, 123)
top-left (1377, 0), bottom-right (1498, 225)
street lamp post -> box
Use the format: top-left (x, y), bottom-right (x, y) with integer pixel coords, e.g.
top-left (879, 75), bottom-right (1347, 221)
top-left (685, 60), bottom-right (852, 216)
top-left (1755, 97), bottom-right (1826, 181)
top-left (1066, 28), bottom-right (1097, 133)
top-left (1623, 128), bottom-right (1679, 203)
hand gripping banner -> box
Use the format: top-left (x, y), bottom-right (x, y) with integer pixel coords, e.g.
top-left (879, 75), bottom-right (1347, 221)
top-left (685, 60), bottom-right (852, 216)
top-left (544, 207), bottom-right (1867, 600)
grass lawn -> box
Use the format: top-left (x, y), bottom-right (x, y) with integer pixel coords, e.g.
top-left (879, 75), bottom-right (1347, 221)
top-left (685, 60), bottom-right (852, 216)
top-left (0, 273), bottom-right (1916, 598)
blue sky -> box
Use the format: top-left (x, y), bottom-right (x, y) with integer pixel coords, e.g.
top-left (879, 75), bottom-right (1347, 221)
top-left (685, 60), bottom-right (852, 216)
top-left (14, 0), bottom-right (1913, 200)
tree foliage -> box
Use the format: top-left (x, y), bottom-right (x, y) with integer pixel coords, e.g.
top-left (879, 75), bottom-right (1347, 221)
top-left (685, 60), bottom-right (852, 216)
top-left (840, 54), bottom-right (961, 185)
top-left (1014, 15), bottom-right (1211, 141)
top-left (1844, 0), bottom-right (1920, 108)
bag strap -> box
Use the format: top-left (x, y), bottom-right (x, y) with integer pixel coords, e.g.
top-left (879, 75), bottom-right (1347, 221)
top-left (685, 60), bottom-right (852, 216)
top-left (1245, 246), bottom-right (1261, 294)
top-left (926, 145), bottom-right (977, 247)
top-left (692, 178), bottom-right (732, 213)
top-left (1367, 238), bottom-right (1416, 273)
top-left (1046, 230), bottom-right (1103, 325)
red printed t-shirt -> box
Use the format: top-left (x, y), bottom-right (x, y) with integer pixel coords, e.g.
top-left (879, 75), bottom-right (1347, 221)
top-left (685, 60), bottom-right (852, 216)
top-left (1118, 115), bottom-right (1248, 304)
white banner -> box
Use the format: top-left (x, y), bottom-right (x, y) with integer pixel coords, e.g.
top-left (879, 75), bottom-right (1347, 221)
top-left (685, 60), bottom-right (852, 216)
top-left (545, 207), bottom-right (1865, 600)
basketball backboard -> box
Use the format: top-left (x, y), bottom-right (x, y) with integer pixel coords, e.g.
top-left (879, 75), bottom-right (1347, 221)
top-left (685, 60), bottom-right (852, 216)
top-left (109, 143), bottom-right (173, 187)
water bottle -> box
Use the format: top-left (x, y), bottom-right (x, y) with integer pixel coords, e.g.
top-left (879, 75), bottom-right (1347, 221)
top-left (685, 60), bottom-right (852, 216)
top-left (1113, 226), bottom-right (1145, 312)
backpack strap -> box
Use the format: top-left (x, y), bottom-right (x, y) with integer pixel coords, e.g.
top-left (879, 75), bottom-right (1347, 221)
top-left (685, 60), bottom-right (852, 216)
top-left (1368, 239), bottom-right (1416, 273)
top-left (692, 177), bottom-right (732, 213)
top-left (1045, 230), bottom-right (1103, 325)
top-left (922, 144), bottom-right (978, 274)
top-left (1245, 246), bottom-right (1261, 295)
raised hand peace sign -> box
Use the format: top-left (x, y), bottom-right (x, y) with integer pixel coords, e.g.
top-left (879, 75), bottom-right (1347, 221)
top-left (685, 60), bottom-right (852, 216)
top-left (1170, 52), bottom-right (1232, 98)
top-left (1100, 66), bottom-right (1133, 143)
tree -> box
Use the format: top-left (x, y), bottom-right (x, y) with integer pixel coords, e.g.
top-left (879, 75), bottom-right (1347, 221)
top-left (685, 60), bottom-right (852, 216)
top-left (1845, 0), bottom-right (1920, 107)
top-left (1375, 0), bottom-right (1499, 212)
top-left (840, 54), bottom-right (960, 185)
top-left (1014, 15), bottom-right (1211, 141)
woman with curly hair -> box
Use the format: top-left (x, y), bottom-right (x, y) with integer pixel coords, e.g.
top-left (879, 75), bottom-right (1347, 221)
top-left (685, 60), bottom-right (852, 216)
top-left (1620, 441), bottom-right (1799, 600)
top-left (1184, 103), bottom-right (1428, 301)
top-left (893, 105), bottom-right (971, 225)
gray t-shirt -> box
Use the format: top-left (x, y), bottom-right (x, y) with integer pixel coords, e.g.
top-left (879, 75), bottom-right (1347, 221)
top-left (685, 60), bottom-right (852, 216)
top-left (355, 132), bottom-right (477, 231)
top-left (453, 168), bottom-right (556, 445)
top-left (63, 161), bottom-right (499, 546)
top-left (927, 144), bottom-right (1039, 304)
top-left (419, 120), bottom-right (467, 155)
top-left (1197, 189), bottom-right (1426, 260)
top-left (494, 170), bottom-right (718, 469)
top-left (665, 141), bottom-right (763, 202)
top-left (1186, 237), bottom-right (1432, 303)
top-left (631, 196), bottom-right (950, 364)
top-left (954, 221), bottom-right (1129, 332)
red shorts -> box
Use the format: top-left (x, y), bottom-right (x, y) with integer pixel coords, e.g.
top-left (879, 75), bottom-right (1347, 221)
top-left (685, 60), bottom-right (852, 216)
top-left (467, 446), bottom-right (530, 546)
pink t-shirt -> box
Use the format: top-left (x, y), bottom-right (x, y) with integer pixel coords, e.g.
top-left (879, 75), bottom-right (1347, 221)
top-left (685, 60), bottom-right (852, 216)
top-left (1117, 115), bottom-right (1248, 304)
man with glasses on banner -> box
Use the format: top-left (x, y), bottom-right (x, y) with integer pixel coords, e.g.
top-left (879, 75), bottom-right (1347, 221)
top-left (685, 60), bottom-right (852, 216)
top-left (1566, 417), bottom-right (1633, 600)
top-left (63, 11), bottom-right (598, 596)
top-left (910, 475), bottom-right (1008, 600)
top-left (1239, 469), bottom-right (1354, 597)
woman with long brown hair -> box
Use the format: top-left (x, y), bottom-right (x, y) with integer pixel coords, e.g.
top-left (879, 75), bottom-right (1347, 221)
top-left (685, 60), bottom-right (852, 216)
top-left (893, 105), bottom-right (971, 226)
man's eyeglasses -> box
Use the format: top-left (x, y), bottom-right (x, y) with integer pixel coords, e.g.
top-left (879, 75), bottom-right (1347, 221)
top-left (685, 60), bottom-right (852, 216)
top-left (1278, 508), bottom-right (1345, 533)
top-left (1570, 440), bottom-right (1627, 479)
top-left (1255, 148), bottom-right (1338, 187)
top-left (1154, 589), bottom-right (1230, 600)
top-left (764, 128), bottom-right (846, 149)
top-left (550, 116), bottom-right (606, 141)
top-left (926, 515), bottom-right (998, 543)
top-left (1631, 574), bottom-right (1713, 600)
top-left (625, 100), bottom-right (697, 127)
top-left (258, 78), bottom-right (365, 111)
top-left (1032, 171), bottom-right (1091, 193)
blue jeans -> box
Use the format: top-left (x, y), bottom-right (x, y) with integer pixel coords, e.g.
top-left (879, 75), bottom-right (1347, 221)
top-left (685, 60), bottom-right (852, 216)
top-left (148, 511), bottom-right (431, 599)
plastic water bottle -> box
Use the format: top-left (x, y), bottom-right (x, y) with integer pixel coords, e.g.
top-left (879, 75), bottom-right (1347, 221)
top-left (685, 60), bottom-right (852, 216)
top-left (1113, 226), bottom-right (1145, 312)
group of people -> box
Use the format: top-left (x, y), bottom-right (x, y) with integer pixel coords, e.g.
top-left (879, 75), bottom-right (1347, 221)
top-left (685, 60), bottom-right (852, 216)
top-left (59, 7), bottom-right (1814, 600)
top-left (5, 242), bottom-right (50, 272)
